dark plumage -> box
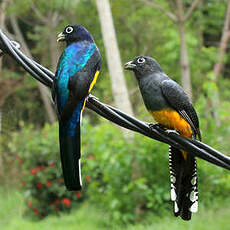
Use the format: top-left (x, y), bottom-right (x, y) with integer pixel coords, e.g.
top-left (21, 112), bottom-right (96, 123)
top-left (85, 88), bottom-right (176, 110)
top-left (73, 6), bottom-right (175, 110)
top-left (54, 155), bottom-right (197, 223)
top-left (125, 56), bottom-right (201, 220)
top-left (53, 25), bottom-right (101, 191)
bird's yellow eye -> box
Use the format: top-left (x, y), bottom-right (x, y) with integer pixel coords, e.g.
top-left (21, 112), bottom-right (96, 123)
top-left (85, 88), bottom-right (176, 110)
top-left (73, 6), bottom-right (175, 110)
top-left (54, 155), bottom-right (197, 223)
top-left (66, 26), bottom-right (73, 34)
top-left (137, 57), bottom-right (145, 64)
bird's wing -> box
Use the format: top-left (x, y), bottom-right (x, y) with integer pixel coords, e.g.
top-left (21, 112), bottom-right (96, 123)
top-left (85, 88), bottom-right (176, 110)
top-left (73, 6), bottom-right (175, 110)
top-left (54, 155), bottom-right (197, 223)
top-left (160, 80), bottom-right (201, 140)
top-left (59, 47), bottom-right (101, 122)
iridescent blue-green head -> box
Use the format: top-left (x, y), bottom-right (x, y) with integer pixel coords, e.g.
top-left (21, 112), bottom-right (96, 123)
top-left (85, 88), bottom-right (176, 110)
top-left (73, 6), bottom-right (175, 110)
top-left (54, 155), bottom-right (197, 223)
top-left (57, 25), bottom-right (94, 45)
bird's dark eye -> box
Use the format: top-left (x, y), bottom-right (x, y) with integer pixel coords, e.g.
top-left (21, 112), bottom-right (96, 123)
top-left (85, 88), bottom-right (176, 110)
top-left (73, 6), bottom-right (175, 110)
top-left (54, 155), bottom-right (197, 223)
top-left (65, 26), bottom-right (73, 34)
top-left (137, 57), bottom-right (145, 64)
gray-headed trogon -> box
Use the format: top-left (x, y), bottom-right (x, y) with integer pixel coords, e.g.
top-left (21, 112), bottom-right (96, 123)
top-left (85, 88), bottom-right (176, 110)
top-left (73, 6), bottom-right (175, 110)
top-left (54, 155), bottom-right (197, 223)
top-left (125, 56), bottom-right (201, 220)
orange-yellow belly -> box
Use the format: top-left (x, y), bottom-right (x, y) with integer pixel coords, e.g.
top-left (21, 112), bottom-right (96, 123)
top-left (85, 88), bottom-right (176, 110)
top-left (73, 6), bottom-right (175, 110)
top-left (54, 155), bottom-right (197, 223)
top-left (149, 109), bottom-right (192, 159)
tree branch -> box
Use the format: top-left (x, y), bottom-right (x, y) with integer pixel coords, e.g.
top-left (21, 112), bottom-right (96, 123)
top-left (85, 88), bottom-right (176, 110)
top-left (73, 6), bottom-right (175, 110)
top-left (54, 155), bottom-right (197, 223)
top-left (140, 0), bottom-right (177, 22)
top-left (213, 0), bottom-right (230, 78)
top-left (168, 0), bottom-right (177, 11)
top-left (183, 0), bottom-right (200, 21)
top-left (29, 0), bottom-right (48, 24)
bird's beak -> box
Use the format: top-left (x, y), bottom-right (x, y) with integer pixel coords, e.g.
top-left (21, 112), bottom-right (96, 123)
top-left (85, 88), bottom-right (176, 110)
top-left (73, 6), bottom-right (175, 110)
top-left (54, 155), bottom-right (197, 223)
top-left (57, 32), bottom-right (65, 42)
top-left (124, 61), bottom-right (136, 70)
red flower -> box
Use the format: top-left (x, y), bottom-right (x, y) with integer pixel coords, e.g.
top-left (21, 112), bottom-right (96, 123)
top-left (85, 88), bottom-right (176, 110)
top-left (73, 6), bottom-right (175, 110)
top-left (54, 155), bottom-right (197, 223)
top-left (33, 208), bottom-right (39, 214)
top-left (46, 181), bottom-right (52, 187)
top-left (30, 166), bottom-right (41, 175)
top-left (36, 183), bottom-right (43, 189)
top-left (27, 201), bottom-right (32, 207)
top-left (88, 154), bottom-right (94, 160)
top-left (30, 168), bottom-right (37, 175)
top-left (85, 176), bottom-right (90, 183)
top-left (55, 199), bottom-right (60, 204)
top-left (49, 162), bottom-right (55, 167)
top-left (75, 192), bottom-right (82, 198)
top-left (62, 198), bottom-right (71, 207)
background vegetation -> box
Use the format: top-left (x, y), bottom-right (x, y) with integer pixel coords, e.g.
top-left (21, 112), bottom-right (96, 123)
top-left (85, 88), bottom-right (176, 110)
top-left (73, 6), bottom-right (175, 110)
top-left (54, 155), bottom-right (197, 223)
top-left (0, 0), bottom-right (230, 229)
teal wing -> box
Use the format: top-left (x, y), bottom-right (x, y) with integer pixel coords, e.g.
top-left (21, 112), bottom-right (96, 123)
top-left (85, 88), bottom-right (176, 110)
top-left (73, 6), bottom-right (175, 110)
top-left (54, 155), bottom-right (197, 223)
top-left (54, 41), bottom-right (101, 191)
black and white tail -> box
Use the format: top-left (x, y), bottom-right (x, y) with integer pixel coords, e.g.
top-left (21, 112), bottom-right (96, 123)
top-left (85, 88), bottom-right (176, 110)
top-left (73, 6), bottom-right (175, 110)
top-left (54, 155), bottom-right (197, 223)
top-left (169, 146), bottom-right (198, 220)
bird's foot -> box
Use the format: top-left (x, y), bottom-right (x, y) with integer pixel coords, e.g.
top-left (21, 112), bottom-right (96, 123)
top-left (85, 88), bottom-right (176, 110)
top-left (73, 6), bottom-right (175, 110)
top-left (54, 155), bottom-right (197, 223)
top-left (87, 94), bottom-right (99, 101)
top-left (165, 129), bottom-right (179, 135)
top-left (149, 123), bottom-right (179, 135)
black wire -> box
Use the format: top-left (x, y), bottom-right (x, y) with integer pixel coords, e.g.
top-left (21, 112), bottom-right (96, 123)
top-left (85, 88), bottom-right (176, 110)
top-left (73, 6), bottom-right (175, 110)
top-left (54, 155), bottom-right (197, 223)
top-left (1, 29), bottom-right (230, 171)
top-left (0, 30), bottom-right (53, 87)
top-left (11, 44), bottom-right (54, 84)
top-left (155, 127), bottom-right (230, 170)
top-left (190, 139), bottom-right (230, 165)
top-left (87, 95), bottom-right (178, 146)
top-left (0, 30), bottom-right (50, 87)
top-left (10, 42), bottom-right (55, 80)
top-left (86, 98), bottom-right (160, 139)
top-left (86, 100), bottom-right (145, 133)
top-left (88, 96), bottom-right (230, 170)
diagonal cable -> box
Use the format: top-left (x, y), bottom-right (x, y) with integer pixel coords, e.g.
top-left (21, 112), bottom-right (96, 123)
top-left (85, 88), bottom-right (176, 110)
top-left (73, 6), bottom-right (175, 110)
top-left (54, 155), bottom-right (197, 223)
top-left (0, 29), bottom-right (230, 171)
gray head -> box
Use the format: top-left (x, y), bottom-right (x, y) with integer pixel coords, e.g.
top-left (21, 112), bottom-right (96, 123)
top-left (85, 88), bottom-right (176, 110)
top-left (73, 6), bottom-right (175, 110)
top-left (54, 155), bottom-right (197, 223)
top-left (124, 56), bottom-right (162, 80)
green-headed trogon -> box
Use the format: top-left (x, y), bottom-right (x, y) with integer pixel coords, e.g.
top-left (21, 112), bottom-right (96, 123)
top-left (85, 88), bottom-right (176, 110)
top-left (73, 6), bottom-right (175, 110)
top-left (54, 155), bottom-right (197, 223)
top-left (124, 56), bottom-right (201, 220)
top-left (53, 25), bottom-right (101, 191)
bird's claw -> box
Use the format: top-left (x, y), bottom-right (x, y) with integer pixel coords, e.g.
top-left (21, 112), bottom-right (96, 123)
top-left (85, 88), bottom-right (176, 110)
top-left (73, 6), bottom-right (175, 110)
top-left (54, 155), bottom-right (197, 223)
top-left (149, 123), bottom-right (179, 135)
top-left (165, 129), bottom-right (179, 135)
top-left (87, 94), bottom-right (99, 101)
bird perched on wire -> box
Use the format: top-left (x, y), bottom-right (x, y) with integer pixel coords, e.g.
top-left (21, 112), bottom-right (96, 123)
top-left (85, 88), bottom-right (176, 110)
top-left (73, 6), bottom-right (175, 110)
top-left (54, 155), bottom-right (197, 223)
top-left (53, 25), bottom-right (101, 191)
top-left (124, 56), bottom-right (201, 220)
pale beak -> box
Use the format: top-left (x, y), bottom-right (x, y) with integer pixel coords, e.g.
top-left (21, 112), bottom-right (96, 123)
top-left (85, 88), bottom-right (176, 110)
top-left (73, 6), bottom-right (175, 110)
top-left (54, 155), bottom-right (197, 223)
top-left (124, 61), bottom-right (136, 70)
top-left (57, 32), bottom-right (65, 42)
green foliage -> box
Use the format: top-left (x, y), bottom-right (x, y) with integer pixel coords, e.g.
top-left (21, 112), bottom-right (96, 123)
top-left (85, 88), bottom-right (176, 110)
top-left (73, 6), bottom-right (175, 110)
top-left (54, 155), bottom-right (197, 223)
top-left (81, 119), bottom-right (230, 223)
top-left (1, 0), bottom-right (230, 225)
top-left (4, 112), bottom-right (230, 223)
top-left (1, 189), bottom-right (230, 230)
top-left (82, 121), bottom-right (170, 222)
top-left (7, 123), bottom-right (85, 219)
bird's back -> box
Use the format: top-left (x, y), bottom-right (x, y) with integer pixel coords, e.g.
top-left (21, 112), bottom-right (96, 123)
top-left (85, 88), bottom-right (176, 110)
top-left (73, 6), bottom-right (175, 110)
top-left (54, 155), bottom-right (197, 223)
top-left (55, 41), bottom-right (96, 113)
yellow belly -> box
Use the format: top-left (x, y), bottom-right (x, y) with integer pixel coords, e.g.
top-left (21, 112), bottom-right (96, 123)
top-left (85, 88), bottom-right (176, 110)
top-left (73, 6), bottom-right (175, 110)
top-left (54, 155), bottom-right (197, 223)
top-left (149, 109), bottom-right (192, 159)
top-left (149, 109), bottom-right (192, 138)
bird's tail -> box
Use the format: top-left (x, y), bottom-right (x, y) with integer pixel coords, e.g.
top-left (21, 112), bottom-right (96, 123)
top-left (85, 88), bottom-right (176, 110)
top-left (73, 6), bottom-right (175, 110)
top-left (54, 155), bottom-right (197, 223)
top-left (59, 121), bottom-right (82, 191)
top-left (169, 146), bottom-right (198, 220)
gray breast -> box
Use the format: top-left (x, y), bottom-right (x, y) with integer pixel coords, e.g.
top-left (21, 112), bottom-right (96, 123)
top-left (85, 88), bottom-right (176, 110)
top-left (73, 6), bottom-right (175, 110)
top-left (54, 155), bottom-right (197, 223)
top-left (138, 73), bottom-right (169, 111)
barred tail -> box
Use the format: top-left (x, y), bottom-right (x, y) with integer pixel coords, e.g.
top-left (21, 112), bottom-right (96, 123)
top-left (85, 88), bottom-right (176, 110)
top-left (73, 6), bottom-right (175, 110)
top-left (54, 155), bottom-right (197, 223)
top-left (169, 146), bottom-right (198, 220)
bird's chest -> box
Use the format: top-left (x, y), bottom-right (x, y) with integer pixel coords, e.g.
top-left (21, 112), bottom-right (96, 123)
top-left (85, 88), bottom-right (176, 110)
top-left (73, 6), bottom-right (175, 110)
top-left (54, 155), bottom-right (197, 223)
top-left (139, 79), bottom-right (167, 111)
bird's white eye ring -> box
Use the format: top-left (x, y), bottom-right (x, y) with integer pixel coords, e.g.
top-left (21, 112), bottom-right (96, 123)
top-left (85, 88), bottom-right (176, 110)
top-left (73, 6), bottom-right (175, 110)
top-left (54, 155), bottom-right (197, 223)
top-left (137, 57), bottom-right (145, 64)
top-left (66, 26), bottom-right (73, 34)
